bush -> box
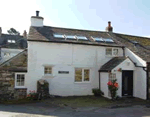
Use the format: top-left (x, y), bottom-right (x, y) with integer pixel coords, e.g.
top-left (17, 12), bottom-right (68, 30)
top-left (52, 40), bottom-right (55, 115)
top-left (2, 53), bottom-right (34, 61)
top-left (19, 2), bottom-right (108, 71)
top-left (27, 90), bottom-right (38, 100)
top-left (92, 88), bottom-right (104, 97)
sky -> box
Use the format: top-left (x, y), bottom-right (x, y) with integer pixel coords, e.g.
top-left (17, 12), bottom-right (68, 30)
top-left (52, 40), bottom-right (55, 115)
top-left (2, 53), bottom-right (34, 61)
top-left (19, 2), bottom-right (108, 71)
top-left (0, 0), bottom-right (150, 37)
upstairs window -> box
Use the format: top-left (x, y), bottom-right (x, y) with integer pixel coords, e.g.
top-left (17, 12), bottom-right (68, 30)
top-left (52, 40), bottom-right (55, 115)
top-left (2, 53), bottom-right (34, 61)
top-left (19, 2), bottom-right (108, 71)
top-left (94, 37), bottom-right (104, 42)
top-left (76, 36), bottom-right (87, 40)
top-left (103, 38), bottom-right (114, 43)
top-left (7, 40), bottom-right (16, 43)
top-left (106, 48), bottom-right (119, 56)
top-left (53, 34), bottom-right (65, 38)
top-left (44, 67), bottom-right (52, 75)
top-left (66, 35), bottom-right (76, 39)
top-left (75, 68), bottom-right (90, 82)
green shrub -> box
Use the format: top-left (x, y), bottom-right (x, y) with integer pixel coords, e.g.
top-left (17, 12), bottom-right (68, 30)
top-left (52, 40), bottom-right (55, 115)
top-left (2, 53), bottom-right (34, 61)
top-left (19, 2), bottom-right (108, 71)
top-left (92, 88), bottom-right (104, 97)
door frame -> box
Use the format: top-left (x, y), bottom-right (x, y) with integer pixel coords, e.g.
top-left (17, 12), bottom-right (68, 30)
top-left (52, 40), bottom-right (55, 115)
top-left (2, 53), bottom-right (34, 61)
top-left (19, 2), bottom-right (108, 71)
top-left (122, 70), bottom-right (133, 97)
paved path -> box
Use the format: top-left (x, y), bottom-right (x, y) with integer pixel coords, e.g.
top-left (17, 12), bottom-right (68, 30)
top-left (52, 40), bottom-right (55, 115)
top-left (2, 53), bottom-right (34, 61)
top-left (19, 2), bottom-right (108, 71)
top-left (0, 102), bottom-right (150, 117)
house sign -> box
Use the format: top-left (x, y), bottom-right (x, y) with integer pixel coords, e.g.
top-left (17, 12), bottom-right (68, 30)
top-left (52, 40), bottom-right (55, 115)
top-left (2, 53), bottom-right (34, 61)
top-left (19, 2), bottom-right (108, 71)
top-left (58, 71), bottom-right (69, 74)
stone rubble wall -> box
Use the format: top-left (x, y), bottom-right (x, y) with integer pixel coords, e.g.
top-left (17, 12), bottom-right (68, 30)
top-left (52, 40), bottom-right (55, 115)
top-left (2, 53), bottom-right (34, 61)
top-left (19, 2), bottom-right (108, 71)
top-left (0, 70), bottom-right (27, 100)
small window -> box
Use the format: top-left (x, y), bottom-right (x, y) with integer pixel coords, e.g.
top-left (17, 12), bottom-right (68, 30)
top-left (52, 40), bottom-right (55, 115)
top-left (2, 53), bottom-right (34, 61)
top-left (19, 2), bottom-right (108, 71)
top-left (7, 40), bottom-right (16, 43)
top-left (103, 38), bottom-right (114, 43)
top-left (66, 35), bottom-right (76, 39)
top-left (44, 67), bottom-right (52, 74)
top-left (75, 68), bottom-right (82, 82)
top-left (94, 37), bottom-right (104, 42)
top-left (75, 68), bottom-right (90, 82)
top-left (15, 74), bottom-right (25, 87)
top-left (77, 36), bottom-right (87, 40)
top-left (12, 40), bottom-right (16, 43)
top-left (113, 49), bottom-right (118, 56)
top-left (106, 48), bottom-right (119, 56)
top-left (84, 69), bottom-right (90, 81)
top-left (53, 34), bottom-right (65, 38)
top-left (106, 48), bottom-right (112, 56)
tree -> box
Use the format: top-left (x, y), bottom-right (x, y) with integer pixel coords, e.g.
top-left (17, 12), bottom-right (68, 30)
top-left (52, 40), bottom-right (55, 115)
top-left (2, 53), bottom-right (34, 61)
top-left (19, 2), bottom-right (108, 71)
top-left (7, 28), bottom-right (20, 35)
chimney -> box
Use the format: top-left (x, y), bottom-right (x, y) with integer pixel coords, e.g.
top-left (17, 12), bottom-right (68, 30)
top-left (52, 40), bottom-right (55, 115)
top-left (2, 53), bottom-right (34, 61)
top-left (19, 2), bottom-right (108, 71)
top-left (23, 30), bottom-right (27, 38)
top-left (106, 21), bottom-right (113, 32)
top-left (0, 27), bottom-right (2, 37)
top-left (31, 11), bottom-right (44, 27)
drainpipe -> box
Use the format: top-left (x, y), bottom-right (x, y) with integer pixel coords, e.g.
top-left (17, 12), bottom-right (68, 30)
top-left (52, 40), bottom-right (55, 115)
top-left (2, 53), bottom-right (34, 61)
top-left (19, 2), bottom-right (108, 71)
top-left (99, 71), bottom-right (100, 90)
top-left (146, 62), bottom-right (150, 100)
top-left (122, 46), bottom-right (125, 57)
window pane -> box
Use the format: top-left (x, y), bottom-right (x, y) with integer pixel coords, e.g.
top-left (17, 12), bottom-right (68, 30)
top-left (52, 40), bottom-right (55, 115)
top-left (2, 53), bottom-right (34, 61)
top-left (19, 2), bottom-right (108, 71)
top-left (16, 74), bottom-right (25, 86)
top-left (45, 67), bottom-right (52, 74)
top-left (106, 48), bottom-right (112, 55)
top-left (53, 34), bottom-right (65, 38)
top-left (77, 36), bottom-right (87, 40)
top-left (66, 35), bottom-right (76, 39)
top-left (94, 37), bottom-right (104, 42)
top-left (75, 68), bottom-right (82, 82)
top-left (113, 49), bottom-right (118, 56)
top-left (84, 69), bottom-right (89, 81)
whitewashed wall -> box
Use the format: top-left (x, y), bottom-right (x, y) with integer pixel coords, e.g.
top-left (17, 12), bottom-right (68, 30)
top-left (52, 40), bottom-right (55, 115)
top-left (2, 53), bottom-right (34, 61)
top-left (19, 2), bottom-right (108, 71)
top-left (125, 48), bottom-right (147, 99)
top-left (0, 48), bottom-right (24, 63)
top-left (27, 41), bottom-right (123, 96)
top-left (101, 58), bottom-right (135, 99)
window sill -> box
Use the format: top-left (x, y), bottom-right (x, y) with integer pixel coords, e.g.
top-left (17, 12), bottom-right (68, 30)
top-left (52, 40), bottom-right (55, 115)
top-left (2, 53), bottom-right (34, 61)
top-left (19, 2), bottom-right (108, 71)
top-left (74, 82), bottom-right (91, 84)
top-left (43, 74), bottom-right (55, 78)
top-left (15, 86), bottom-right (26, 89)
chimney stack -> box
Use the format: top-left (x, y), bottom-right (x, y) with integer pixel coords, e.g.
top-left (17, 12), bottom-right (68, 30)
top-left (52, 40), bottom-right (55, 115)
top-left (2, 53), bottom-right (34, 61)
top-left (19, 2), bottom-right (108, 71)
top-left (0, 27), bottom-right (2, 37)
top-left (31, 11), bottom-right (44, 27)
top-left (106, 21), bottom-right (113, 32)
top-left (23, 30), bottom-right (27, 38)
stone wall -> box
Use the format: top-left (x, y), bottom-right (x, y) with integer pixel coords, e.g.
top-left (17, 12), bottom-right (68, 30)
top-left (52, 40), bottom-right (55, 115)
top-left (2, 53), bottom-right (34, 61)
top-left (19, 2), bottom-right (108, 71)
top-left (0, 70), bottom-right (27, 100)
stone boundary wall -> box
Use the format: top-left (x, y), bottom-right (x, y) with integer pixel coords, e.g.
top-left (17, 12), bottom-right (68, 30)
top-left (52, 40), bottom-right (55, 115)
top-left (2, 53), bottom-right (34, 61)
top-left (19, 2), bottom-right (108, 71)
top-left (0, 70), bottom-right (27, 100)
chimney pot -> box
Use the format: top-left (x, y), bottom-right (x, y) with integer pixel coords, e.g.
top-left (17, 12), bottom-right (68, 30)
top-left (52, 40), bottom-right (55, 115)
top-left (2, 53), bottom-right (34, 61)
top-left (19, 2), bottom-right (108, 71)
top-left (23, 30), bottom-right (27, 38)
top-left (36, 11), bottom-right (39, 17)
top-left (106, 21), bottom-right (113, 32)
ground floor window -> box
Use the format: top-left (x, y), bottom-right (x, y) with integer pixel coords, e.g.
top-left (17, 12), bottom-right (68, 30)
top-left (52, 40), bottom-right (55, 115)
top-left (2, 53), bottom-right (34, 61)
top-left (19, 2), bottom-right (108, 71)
top-left (75, 68), bottom-right (90, 82)
top-left (15, 73), bottom-right (25, 88)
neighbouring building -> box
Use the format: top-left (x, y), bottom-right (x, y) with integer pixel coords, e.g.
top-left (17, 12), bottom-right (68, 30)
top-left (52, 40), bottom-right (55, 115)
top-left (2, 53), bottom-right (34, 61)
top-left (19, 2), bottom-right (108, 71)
top-left (0, 28), bottom-right (27, 63)
top-left (1, 11), bottom-right (150, 100)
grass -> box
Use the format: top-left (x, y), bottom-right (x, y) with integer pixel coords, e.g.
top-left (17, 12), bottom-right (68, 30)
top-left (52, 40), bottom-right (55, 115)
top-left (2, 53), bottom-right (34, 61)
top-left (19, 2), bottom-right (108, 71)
top-left (0, 98), bottom-right (41, 104)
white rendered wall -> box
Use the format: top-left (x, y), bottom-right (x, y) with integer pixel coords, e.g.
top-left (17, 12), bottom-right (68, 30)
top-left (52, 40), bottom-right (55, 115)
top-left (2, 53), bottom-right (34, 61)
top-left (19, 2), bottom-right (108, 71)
top-left (101, 58), bottom-right (135, 99)
top-left (31, 17), bottom-right (43, 27)
top-left (0, 48), bottom-right (24, 63)
top-left (27, 41), bottom-right (123, 96)
top-left (125, 48), bottom-right (147, 99)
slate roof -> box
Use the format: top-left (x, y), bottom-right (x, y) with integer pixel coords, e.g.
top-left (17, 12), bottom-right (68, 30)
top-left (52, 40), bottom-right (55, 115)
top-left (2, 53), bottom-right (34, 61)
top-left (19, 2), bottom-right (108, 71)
top-left (0, 49), bottom-right (27, 72)
top-left (99, 57), bottom-right (127, 72)
top-left (0, 34), bottom-right (27, 49)
top-left (28, 25), bottom-right (150, 62)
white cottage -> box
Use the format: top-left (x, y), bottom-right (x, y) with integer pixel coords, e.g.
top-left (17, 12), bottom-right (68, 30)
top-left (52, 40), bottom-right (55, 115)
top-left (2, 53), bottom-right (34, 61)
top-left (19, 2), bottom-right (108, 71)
top-left (22, 11), bottom-right (150, 100)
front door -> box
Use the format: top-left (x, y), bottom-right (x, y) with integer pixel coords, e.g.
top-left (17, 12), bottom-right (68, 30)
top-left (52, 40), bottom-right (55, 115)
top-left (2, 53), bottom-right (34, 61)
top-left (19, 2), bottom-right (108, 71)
top-left (122, 71), bottom-right (133, 96)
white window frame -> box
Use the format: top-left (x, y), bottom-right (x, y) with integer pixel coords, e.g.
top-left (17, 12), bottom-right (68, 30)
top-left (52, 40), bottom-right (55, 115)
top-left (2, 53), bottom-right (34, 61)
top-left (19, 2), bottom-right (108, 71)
top-left (43, 65), bottom-right (55, 78)
top-left (74, 68), bottom-right (90, 83)
top-left (106, 48), bottom-right (119, 57)
top-left (15, 73), bottom-right (26, 88)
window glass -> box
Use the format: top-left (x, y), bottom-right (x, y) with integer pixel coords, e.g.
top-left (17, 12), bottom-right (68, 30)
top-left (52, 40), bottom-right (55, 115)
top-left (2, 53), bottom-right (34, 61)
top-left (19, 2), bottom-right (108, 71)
top-left (53, 34), bottom-right (65, 38)
top-left (77, 36), bottom-right (87, 40)
top-left (66, 35), bottom-right (76, 39)
top-left (16, 74), bottom-right (25, 86)
top-left (44, 67), bottom-right (52, 74)
top-left (94, 37), bottom-right (104, 42)
top-left (106, 48), bottom-right (112, 55)
top-left (75, 68), bottom-right (82, 82)
top-left (113, 49), bottom-right (118, 56)
top-left (84, 69), bottom-right (89, 81)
